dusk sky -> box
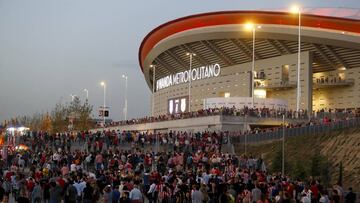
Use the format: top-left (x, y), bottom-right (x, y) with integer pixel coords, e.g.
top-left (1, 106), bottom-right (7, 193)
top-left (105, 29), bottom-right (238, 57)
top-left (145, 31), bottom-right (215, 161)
top-left (0, 0), bottom-right (359, 121)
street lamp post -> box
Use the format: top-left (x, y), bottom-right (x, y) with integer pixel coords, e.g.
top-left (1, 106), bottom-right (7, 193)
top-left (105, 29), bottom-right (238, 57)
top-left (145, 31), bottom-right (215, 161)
top-left (245, 23), bottom-right (261, 108)
top-left (100, 82), bottom-right (106, 127)
top-left (150, 65), bottom-right (159, 154)
top-left (83, 89), bottom-right (89, 100)
top-left (150, 65), bottom-right (156, 117)
top-left (186, 52), bottom-right (196, 112)
top-left (252, 27), bottom-right (255, 108)
top-left (155, 132), bottom-right (159, 155)
top-left (282, 114), bottom-right (285, 175)
top-left (291, 5), bottom-right (302, 115)
top-left (244, 114), bottom-right (247, 155)
top-left (122, 74), bottom-right (128, 121)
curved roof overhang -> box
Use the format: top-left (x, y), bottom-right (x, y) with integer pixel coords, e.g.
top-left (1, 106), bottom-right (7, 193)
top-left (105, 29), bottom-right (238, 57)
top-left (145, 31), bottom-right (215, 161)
top-left (139, 11), bottom-right (360, 89)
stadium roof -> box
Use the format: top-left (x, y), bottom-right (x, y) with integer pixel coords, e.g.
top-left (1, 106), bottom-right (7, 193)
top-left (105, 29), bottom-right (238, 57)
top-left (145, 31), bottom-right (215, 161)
top-left (281, 7), bottom-right (360, 20)
top-left (139, 9), bottom-right (360, 89)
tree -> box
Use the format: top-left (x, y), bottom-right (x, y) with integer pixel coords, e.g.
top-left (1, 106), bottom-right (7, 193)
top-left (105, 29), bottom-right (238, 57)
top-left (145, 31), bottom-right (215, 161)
top-left (68, 96), bottom-right (93, 131)
top-left (76, 99), bottom-right (94, 131)
top-left (321, 160), bottom-right (332, 187)
top-left (68, 96), bottom-right (82, 116)
top-left (308, 153), bottom-right (332, 186)
top-left (272, 149), bottom-right (282, 172)
top-left (7, 96), bottom-right (94, 134)
top-left (293, 160), bottom-right (307, 180)
top-left (310, 153), bottom-right (322, 177)
top-left (271, 148), bottom-right (291, 174)
top-left (51, 102), bottom-right (69, 133)
top-left (40, 113), bottom-right (52, 132)
top-left (17, 116), bottom-right (30, 128)
top-left (338, 161), bottom-right (343, 186)
top-left (28, 113), bottom-right (42, 131)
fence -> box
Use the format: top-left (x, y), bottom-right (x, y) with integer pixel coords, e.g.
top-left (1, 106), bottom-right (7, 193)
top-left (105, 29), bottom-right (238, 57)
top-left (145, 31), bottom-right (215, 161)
top-left (230, 118), bottom-right (360, 144)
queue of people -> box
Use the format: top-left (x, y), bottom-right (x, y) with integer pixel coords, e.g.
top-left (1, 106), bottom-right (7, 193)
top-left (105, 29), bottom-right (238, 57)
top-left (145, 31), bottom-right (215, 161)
top-left (102, 106), bottom-right (360, 128)
top-left (101, 107), bottom-right (305, 127)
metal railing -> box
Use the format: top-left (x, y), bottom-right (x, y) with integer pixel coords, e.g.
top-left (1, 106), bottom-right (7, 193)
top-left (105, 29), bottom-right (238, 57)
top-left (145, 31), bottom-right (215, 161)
top-left (313, 78), bottom-right (355, 88)
top-left (230, 118), bottom-right (360, 144)
top-left (255, 81), bottom-right (297, 89)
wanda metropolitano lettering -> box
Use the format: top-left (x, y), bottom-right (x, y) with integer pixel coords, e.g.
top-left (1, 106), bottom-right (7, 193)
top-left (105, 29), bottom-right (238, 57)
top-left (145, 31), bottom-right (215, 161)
top-left (156, 64), bottom-right (221, 91)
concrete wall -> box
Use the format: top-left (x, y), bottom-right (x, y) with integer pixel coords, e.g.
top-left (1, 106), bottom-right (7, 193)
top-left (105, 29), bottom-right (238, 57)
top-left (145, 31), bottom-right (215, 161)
top-left (154, 51), bottom-right (313, 115)
top-left (94, 116), bottom-right (305, 134)
top-left (266, 51), bottom-right (313, 112)
top-left (97, 116), bottom-right (223, 133)
top-left (313, 69), bottom-right (359, 110)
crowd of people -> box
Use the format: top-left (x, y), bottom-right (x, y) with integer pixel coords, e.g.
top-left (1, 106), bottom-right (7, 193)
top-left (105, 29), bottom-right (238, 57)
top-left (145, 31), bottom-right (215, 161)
top-left (103, 106), bottom-right (360, 128)
top-left (104, 107), bottom-right (310, 127)
top-left (314, 76), bottom-right (346, 85)
top-left (0, 128), bottom-right (358, 203)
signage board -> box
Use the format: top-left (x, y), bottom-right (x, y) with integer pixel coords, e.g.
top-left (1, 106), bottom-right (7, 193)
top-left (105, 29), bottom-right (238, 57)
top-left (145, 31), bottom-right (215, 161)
top-left (168, 96), bottom-right (189, 114)
top-left (99, 107), bottom-right (109, 117)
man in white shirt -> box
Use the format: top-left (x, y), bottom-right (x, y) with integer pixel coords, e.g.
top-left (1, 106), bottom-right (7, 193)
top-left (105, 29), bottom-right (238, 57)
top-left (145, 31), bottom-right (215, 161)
top-left (73, 179), bottom-right (86, 200)
top-left (52, 152), bottom-right (60, 162)
top-left (319, 192), bottom-right (330, 203)
top-left (301, 193), bottom-right (311, 203)
top-left (147, 181), bottom-right (158, 203)
top-left (129, 184), bottom-right (143, 203)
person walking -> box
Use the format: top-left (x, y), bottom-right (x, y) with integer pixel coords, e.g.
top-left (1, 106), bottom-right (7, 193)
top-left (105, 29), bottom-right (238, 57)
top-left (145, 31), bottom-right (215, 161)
top-left (252, 184), bottom-right (262, 203)
top-left (49, 181), bottom-right (62, 203)
top-left (66, 181), bottom-right (78, 203)
top-left (31, 182), bottom-right (42, 203)
top-left (82, 182), bottom-right (94, 203)
top-left (345, 187), bottom-right (356, 203)
top-left (147, 180), bottom-right (158, 203)
top-left (103, 185), bottom-right (113, 203)
top-left (191, 185), bottom-right (204, 203)
top-left (112, 185), bottom-right (121, 203)
top-left (129, 182), bottom-right (143, 203)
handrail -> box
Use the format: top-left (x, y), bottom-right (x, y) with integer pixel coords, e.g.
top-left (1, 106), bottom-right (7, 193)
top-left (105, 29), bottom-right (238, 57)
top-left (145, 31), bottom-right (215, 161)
top-left (230, 117), bottom-right (360, 144)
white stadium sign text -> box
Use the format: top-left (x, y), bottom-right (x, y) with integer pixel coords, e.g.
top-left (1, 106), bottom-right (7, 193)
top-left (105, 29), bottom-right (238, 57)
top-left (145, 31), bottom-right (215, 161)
top-left (156, 63), bottom-right (221, 91)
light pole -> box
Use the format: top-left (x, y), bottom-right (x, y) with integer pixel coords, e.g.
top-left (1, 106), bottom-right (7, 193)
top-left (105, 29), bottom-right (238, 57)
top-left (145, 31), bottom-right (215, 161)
top-left (83, 89), bottom-right (89, 101)
top-left (100, 81), bottom-right (106, 127)
top-left (186, 52), bottom-right (196, 112)
top-left (122, 74), bottom-right (128, 120)
top-left (291, 5), bottom-right (301, 115)
top-left (150, 65), bottom-right (156, 117)
top-left (282, 114), bottom-right (285, 175)
top-left (244, 114), bottom-right (247, 155)
top-left (245, 23), bottom-right (261, 108)
top-left (150, 65), bottom-right (159, 154)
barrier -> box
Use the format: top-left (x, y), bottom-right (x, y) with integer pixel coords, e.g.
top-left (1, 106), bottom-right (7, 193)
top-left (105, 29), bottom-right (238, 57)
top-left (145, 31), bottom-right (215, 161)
top-left (230, 118), bottom-right (360, 144)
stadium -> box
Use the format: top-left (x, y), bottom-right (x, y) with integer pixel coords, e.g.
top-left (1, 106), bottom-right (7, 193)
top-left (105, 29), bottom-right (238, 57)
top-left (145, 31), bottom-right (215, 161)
top-left (139, 8), bottom-right (360, 117)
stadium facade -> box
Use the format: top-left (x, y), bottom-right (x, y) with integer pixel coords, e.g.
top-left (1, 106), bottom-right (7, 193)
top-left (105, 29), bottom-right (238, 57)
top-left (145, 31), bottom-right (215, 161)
top-left (139, 8), bottom-right (360, 116)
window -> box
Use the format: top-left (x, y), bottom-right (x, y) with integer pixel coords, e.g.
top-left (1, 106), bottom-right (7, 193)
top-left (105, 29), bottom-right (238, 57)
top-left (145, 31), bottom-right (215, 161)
top-left (254, 89), bottom-right (266, 99)
top-left (282, 65), bottom-right (290, 83)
